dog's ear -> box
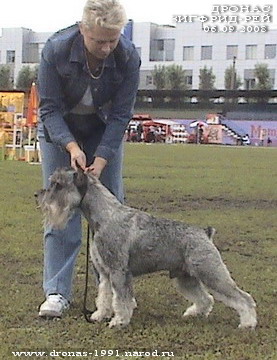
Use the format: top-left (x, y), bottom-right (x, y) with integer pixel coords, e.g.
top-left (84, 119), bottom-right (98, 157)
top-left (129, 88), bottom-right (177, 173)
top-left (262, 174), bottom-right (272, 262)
top-left (205, 226), bottom-right (216, 240)
top-left (73, 169), bottom-right (88, 198)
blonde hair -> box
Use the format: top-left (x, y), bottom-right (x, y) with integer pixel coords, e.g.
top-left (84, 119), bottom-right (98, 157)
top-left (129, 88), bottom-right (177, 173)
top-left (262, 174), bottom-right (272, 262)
top-left (82, 0), bottom-right (127, 30)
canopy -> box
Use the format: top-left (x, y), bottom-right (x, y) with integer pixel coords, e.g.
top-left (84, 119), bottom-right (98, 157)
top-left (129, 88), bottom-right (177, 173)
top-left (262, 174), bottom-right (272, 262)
top-left (26, 82), bottom-right (38, 127)
top-left (189, 120), bottom-right (208, 128)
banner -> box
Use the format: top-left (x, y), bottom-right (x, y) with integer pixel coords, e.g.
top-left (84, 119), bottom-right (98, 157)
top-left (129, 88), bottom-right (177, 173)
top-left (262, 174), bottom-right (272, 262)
top-left (206, 125), bottom-right (222, 144)
top-left (0, 91), bottom-right (25, 125)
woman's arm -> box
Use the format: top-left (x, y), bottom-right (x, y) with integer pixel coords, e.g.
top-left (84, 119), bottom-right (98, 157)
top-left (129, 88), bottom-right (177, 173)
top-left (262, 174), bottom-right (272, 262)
top-left (38, 40), bottom-right (76, 148)
top-left (94, 48), bottom-right (141, 161)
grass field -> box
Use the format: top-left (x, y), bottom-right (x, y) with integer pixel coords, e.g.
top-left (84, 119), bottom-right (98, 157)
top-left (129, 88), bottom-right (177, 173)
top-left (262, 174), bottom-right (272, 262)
top-left (0, 144), bottom-right (276, 360)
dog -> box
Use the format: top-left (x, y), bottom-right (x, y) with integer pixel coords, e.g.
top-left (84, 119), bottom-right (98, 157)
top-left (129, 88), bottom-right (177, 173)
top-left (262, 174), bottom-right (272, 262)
top-left (36, 168), bottom-right (257, 329)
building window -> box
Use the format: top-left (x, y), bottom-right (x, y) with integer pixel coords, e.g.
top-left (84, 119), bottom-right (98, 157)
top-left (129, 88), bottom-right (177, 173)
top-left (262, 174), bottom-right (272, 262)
top-left (183, 46), bottom-right (194, 60)
top-left (157, 40), bottom-right (164, 51)
top-left (201, 46), bottom-right (212, 60)
top-left (245, 79), bottom-right (256, 89)
top-left (22, 43), bottom-right (39, 63)
top-left (264, 44), bottom-right (276, 59)
top-left (244, 69), bottom-right (256, 89)
top-left (268, 69), bottom-right (276, 87)
top-left (183, 70), bottom-right (193, 89)
top-left (150, 39), bottom-right (175, 61)
top-left (185, 75), bottom-right (193, 85)
top-left (245, 45), bottom-right (257, 59)
top-left (226, 45), bottom-right (238, 60)
top-left (146, 75), bottom-right (153, 86)
top-left (6, 50), bottom-right (15, 63)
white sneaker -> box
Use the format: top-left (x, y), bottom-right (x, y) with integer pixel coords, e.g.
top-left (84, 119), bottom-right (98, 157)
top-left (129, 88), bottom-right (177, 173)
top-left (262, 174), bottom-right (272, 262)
top-left (38, 294), bottom-right (69, 318)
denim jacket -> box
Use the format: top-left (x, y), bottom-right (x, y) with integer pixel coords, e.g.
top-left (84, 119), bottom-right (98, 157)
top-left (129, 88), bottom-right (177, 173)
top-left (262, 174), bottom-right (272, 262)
top-left (38, 24), bottom-right (141, 161)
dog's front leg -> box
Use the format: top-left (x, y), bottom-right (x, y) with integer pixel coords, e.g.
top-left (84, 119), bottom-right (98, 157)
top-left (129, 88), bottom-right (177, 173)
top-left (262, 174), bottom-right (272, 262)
top-left (89, 243), bottom-right (113, 322)
top-left (90, 273), bottom-right (113, 322)
top-left (109, 270), bottom-right (135, 328)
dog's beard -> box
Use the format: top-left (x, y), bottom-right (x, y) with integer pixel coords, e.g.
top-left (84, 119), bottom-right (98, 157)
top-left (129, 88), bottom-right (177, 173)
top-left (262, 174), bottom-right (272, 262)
top-left (41, 201), bottom-right (73, 230)
top-left (38, 184), bottom-right (82, 230)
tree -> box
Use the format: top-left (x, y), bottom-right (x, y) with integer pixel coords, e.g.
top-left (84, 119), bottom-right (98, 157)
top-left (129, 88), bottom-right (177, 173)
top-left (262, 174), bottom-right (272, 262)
top-left (152, 65), bottom-right (167, 89)
top-left (16, 65), bottom-right (38, 91)
top-left (199, 66), bottom-right (216, 90)
top-left (254, 63), bottom-right (272, 90)
top-left (166, 64), bottom-right (186, 90)
top-left (0, 65), bottom-right (13, 90)
top-left (224, 65), bottom-right (242, 90)
top-left (152, 64), bottom-right (187, 90)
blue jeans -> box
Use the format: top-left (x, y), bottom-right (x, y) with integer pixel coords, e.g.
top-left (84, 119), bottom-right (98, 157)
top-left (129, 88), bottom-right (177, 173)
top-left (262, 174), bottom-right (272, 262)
top-left (39, 134), bottom-right (124, 301)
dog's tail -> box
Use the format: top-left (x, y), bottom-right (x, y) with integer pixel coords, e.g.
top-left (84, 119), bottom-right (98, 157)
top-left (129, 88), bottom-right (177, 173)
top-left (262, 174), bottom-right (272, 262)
top-left (204, 226), bottom-right (216, 240)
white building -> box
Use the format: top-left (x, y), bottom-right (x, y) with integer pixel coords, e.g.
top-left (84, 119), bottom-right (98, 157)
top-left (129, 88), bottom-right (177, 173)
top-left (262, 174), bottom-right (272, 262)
top-left (0, 28), bottom-right (50, 86)
top-left (0, 21), bottom-right (276, 90)
top-left (131, 21), bottom-right (277, 90)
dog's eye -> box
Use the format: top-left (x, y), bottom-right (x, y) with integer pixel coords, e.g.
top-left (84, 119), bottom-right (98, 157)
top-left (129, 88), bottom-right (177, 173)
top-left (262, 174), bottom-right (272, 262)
top-left (55, 183), bottom-right (63, 191)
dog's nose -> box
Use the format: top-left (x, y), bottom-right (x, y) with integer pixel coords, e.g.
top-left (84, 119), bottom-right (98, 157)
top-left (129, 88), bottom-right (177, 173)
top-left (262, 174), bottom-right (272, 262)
top-left (35, 189), bottom-right (46, 197)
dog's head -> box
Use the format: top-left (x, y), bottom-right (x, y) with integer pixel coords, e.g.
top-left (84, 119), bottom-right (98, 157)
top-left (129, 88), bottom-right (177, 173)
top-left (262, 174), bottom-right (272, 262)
top-left (35, 167), bottom-right (88, 229)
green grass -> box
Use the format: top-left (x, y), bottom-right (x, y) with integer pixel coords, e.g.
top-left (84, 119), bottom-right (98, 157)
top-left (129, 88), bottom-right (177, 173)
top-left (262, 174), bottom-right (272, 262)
top-left (0, 144), bottom-right (276, 360)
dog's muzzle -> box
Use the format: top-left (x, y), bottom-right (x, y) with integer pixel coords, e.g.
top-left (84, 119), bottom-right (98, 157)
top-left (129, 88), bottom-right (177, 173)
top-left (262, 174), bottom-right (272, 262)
top-left (34, 189), bottom-right (46, 208)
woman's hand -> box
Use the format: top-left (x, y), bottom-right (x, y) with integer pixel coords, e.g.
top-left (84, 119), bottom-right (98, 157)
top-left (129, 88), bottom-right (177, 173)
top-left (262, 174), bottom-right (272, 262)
top-left (85, 157), bottom-right (107, 178)
top-left (66, 142), bottom-right (87, 170)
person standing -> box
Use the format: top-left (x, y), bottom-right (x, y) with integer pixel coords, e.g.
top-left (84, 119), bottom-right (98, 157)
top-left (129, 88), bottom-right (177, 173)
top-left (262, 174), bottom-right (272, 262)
top-left (37, 0), bottom-right (140, 317)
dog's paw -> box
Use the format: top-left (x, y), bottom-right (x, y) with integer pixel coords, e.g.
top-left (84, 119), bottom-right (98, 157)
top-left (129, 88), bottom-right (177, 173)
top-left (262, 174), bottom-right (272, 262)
top-left (131, 297), bottom-right (137, 309)
top-left (183, 297), bottom-right (214, 319)
top-left (238, 308), bottom-right (257, 329)
top-left (183, 304), bottom-right (199, 318)
top-left (108, 316), bottom-right (130, 329)
top-left (90, 310), bottom-right (110, 323)
top-left (238, 320), bottom-right (257, 330)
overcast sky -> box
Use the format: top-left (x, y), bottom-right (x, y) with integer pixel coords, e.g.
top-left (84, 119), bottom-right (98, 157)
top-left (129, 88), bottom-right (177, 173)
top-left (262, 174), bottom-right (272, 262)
top-left (0, 0), bottom-right (276, 32)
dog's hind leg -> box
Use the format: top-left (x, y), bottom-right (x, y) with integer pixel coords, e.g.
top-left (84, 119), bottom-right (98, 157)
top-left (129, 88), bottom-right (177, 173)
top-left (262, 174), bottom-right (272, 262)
top-left (90, 273), bottom-right (113, 322)
top-left (205, 276), bottom-right (257, 329)
top-left (109, 270), bottom-right (135, 328)
top-left (176, 273), bottom-right (214, 318)
top-left (189, 246), bottom-right (257, 329)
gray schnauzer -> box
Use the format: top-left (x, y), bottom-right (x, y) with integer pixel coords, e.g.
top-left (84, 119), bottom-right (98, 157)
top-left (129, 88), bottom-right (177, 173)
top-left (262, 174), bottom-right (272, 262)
top-left (36, 168), bottom-right (257, 329)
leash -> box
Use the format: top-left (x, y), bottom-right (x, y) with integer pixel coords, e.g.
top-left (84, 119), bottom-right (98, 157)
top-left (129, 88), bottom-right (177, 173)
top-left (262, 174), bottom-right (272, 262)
top-left (75, 166), bottom-right (95, 322)
top-left (82, 223), bottom-right (94, 322)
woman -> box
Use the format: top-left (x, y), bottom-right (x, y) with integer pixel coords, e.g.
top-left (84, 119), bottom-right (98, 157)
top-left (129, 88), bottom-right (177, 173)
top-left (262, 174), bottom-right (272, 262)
top-left (38, 0), bottom-right (140, 317)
